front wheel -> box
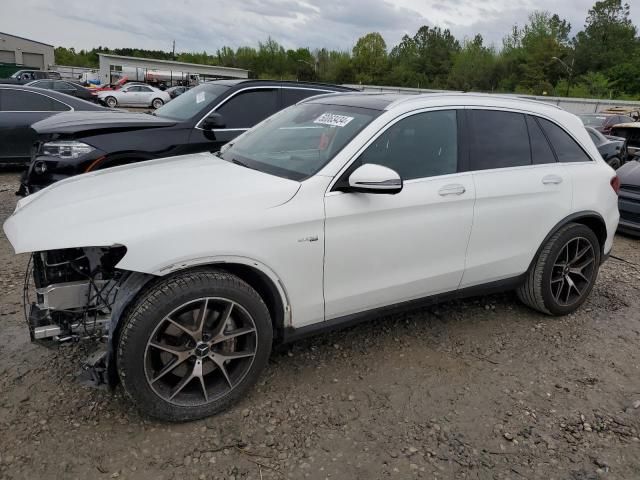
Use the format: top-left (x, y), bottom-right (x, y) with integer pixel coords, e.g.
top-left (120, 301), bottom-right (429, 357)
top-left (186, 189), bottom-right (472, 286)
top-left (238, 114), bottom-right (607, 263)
top-left (117, 269), bottom-right (273, 421)
top-left (105, 96), bottom-right (117, 108)
top-left (517, 223), bottom-right (601, 315)
top-left (151, 98), bottom-right (164, 109)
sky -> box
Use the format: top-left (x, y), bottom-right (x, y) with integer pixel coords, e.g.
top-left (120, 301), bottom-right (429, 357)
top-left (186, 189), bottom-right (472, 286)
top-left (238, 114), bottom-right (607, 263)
top-left (1, 0), bottom-right (639, 53)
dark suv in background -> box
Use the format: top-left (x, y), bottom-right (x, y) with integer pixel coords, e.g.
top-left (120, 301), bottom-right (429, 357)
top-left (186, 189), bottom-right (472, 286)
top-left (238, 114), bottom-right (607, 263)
top-left (20, 79), bottom-right (355, 194)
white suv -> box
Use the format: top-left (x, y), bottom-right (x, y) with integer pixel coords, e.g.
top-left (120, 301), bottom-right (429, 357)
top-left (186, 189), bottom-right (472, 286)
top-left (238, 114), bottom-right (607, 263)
top-left (4, 93), bottom-right (620, 421)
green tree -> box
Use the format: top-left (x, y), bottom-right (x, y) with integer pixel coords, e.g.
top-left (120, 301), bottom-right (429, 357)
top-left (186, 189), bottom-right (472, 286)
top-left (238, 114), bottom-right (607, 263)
top-left (499, 11), bottom-right (572, 95)
top-left (447, 35), bottom-right (498, 91)
top-left (412, 26), bottom-right (460, 88)
top-left (574, 0), bottom-right (637, 74)
top-left (352, 32), bottom-right (388, 84)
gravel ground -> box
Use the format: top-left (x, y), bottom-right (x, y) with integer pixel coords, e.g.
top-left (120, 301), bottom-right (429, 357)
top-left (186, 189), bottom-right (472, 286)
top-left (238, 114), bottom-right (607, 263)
top-left (0, 171), bottom-right (639, 480)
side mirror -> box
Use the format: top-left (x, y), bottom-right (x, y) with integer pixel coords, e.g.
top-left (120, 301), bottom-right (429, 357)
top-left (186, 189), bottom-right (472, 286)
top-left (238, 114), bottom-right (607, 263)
top-left (347, 163), bottom-right (403, 194)
top-left (202, 112), bottom-right (226, 130)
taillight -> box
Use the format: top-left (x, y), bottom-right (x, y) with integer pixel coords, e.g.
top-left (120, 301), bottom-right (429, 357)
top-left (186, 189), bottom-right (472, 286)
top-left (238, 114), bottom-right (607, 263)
top-left (611, 175), bottom-right (621, 195)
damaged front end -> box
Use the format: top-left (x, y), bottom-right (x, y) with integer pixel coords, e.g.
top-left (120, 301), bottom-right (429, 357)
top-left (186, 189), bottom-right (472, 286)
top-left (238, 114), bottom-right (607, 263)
top-left (26, 246), bottom-right (127, 343)
top-left (25, 246), bottom-right (131, 386)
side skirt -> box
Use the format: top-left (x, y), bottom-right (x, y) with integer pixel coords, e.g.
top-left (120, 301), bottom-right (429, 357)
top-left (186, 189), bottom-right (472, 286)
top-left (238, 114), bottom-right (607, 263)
top-left (281, 274), bottom-right (526, 344)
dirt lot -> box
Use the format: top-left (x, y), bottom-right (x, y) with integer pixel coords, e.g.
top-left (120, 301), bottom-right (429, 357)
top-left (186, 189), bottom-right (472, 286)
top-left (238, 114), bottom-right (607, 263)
top-left (0, 171), bottom-right (639, 480)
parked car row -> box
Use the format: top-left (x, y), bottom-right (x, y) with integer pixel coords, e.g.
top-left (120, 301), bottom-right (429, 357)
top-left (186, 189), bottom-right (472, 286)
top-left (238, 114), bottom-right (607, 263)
top-left (0, 84), bottom-right (106, 165)
top-left (3, 92), bottom-right (623, 421)
top-left (18, 79), bottom-right (355, 193)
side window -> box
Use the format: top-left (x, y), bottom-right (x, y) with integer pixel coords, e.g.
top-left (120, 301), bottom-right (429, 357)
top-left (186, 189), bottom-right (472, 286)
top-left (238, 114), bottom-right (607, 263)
top-left (139, 86), bottom-right (153, 92)
top-left (526, 116), bottom-right (556, 164)
top-left (216, 89), bottom-right (279, 128)
top-left (357, 110), bottom-right (458, 180)
top-left (538, 118), bottom-right (592, 163)
top-left (53, 82), bottom-right (76, 91)
top-left (33, 80), bottom-right (53, 89)
top-left (467, 110), bottom-right (530, 170)
top-left (126, 86), bottom-right (141, 92)
top-left (282, 88), bottom-right (327, 107)
top-left (0, 90), bottom-right (69, 111)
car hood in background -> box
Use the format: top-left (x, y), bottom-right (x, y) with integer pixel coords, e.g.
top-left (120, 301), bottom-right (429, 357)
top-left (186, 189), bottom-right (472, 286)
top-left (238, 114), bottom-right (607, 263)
top-left (30, 111), bottom-right (178, 134)
top-left (3, 153), bottom-right (301, 256)
top-left (618, 160), bottom-right (640, 185)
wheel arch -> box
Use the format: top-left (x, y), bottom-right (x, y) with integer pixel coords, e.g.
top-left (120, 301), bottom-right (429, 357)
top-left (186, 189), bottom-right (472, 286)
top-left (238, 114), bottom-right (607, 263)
top-left (528, 211), bottom-right (608, 273)
top-left (106, 259), bottom-right (290, 386)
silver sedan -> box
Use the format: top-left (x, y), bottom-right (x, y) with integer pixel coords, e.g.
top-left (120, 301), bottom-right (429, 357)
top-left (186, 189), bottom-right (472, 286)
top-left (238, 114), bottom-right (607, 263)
top-left (98, 84), bottom-right (171, 109)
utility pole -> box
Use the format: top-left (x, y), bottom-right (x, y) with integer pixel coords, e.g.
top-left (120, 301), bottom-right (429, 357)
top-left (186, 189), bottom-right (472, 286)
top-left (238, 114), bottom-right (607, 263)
top-left (551, 56), bottom-right (574, 97)
top-left (172, 40), bottom-right (176, 60)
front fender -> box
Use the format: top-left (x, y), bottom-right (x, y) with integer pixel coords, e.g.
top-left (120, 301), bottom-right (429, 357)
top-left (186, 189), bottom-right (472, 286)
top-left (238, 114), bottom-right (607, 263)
top-left (150, 254), bottom-right (291, 322)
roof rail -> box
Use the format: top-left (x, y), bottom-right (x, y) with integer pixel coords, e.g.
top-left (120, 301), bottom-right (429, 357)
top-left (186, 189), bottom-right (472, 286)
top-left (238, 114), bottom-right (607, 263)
top-left (386, 92), bottom-right (563, 110)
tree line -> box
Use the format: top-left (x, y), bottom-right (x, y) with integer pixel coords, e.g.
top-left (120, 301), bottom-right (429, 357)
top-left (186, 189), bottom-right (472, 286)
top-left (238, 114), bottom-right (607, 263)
top-left (54, 0), bottom-right (640, 99)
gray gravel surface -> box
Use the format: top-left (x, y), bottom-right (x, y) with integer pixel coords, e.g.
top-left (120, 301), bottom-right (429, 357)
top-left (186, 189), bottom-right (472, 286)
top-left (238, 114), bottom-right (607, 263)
top-left (0, 171), bottom-right (639, 480)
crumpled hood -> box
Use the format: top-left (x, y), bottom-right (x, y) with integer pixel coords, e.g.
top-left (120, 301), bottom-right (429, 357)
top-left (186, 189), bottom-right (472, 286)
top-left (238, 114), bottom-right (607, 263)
top-left (4, 153), bottom-right (300, 254)
top-left (31, 110), bottom-right (177, 134)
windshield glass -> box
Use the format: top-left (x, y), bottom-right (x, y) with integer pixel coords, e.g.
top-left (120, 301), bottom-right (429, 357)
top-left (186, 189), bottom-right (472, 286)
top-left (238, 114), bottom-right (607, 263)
top-left (154, 83), bottom-right (230, 120)
top-left (219, 102), bottom-right (380, 181)
top-left (579, 115), bottom-right (607, 127)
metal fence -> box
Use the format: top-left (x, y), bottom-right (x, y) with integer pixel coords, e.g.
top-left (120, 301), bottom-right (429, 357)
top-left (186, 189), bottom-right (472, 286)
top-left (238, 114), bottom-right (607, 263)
top-left (345, 84), bottom-right (640, 115)
top-left (53, 65), bottom-right (97, 81)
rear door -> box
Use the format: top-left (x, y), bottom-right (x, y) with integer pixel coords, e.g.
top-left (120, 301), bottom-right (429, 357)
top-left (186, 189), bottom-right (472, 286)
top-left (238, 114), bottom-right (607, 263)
top-left (460, 109), bottom-right (573, 287)
top-left (137, 86), bottom-right (155, 106)
top-left (0, 89), bottom-right (70, 163)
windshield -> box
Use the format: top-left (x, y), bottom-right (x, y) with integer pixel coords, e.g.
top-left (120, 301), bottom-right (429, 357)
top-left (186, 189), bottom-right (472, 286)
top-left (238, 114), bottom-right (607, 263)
top-left (579, 115), bottom-right (607, 127)
top-left (154, 83), bottom-right (229, 121)
top-left (219, 102), bottom-right (380, 181)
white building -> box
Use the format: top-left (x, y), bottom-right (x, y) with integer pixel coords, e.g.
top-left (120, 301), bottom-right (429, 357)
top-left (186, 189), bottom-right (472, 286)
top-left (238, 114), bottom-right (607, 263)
top-left (98, 53), bottom-right (249, 86)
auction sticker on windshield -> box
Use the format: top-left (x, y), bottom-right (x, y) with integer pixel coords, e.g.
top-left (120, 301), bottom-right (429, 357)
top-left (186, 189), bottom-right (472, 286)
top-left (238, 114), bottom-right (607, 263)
top-left (314, 113), bottom-right (354, 127)
top-left (196, 92), bottom-right (206, 104)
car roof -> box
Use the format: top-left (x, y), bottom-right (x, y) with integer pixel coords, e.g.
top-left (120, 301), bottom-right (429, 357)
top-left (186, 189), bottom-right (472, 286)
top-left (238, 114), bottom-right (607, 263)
top-left (303, 92), bottom-right (567, 116)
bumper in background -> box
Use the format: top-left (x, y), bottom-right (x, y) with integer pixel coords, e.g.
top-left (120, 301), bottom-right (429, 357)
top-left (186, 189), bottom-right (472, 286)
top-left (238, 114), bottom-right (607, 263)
top-left (18, 152), bottom-right (104, 196)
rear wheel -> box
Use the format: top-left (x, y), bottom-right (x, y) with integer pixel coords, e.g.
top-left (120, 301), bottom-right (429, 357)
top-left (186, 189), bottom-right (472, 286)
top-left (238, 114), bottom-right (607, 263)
top-left (117, 269), bottom-right (273, 421)
top-left (105, 96), bottom-right (117, 108)
top-left (151, 98), bottom-right (164, 109)
top-left (517, 223), bottom-right (601, 315)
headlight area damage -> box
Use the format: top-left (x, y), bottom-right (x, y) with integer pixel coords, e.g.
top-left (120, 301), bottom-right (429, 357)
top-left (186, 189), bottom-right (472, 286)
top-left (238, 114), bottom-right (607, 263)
top-left (26, 246), bottom-right (133, 385)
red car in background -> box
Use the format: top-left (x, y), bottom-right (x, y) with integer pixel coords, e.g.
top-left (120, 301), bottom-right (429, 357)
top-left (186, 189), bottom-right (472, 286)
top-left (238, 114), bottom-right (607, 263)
top-left (88, 76), bottom-right (129, 92)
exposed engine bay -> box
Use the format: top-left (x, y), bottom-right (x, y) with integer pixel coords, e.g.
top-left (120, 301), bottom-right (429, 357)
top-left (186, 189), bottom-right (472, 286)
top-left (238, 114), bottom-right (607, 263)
top-left (26, 246), bottom-right (127, 343)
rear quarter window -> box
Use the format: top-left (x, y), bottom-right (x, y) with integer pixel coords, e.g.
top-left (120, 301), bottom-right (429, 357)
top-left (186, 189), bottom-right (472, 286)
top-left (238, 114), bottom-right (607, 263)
top-left (538, 118), bottom-right (592, 163)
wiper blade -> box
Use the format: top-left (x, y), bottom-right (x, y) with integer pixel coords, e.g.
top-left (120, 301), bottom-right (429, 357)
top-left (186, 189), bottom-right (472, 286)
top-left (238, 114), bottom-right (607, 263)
top-left (231, 158), bottom-right (254, 170)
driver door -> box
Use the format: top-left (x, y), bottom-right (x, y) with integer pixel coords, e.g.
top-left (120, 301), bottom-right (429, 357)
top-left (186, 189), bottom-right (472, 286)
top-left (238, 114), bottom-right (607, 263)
top-left (323, 109), bottom-right (475, 319)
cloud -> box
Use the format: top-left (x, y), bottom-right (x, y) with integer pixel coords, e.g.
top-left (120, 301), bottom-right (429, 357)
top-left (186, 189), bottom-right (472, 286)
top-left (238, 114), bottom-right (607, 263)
top-left (0, 0), bottom-right (638, 54)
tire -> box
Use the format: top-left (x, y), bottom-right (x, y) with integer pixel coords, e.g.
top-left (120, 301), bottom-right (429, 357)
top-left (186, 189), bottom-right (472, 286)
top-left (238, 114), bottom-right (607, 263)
top-left (517, 223), bottom-right (601, 316)
top-left (117, 269), bottom-right (273, 421)
top-left (105, 96), bottom-right (117, 108)
top-left (607, 156), bottom-right (621, 170)
top-left (151, 98), bottom-right (164, 109)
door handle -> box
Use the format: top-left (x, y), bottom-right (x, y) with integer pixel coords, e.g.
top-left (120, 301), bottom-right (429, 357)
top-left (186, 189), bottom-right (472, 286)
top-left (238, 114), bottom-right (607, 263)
top-left (438, 184), bottom-right (466, 196)
top-left (542, 175), bottom-right (563, 185)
